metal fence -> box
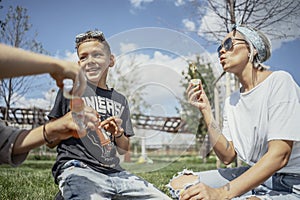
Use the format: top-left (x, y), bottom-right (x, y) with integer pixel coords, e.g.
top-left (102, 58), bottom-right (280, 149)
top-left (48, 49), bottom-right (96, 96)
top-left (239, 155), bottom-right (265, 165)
top-left (0, 106), bottom-right (49, 128)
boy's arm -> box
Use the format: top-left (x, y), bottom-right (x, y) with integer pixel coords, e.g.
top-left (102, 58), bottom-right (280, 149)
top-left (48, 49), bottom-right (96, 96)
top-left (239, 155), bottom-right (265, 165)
top-left (114, 132), bottom-right (130, 155)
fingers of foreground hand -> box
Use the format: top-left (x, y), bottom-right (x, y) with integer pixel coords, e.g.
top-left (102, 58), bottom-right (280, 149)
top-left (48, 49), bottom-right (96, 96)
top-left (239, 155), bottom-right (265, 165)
top-left (60, 115), bottom-right (85, 139)
top-left (182, 183), bottom-right (220, 200)
top-left (180, 183), bottom-right (205, 200)
top-left (180, 183), bottom-right (209, 200)
top-left (83, 106), bottom-right (98, 129)
top-left (72, 123), bottom-right (87, 138)
top-left (72, 67), bottom-right (86, 97)
top-left (51, 61), bottom-right (78, 89)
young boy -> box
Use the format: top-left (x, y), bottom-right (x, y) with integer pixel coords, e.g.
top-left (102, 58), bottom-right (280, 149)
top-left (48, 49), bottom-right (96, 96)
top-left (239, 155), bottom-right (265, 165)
top-left (49, 30), bottom-right (171, 199)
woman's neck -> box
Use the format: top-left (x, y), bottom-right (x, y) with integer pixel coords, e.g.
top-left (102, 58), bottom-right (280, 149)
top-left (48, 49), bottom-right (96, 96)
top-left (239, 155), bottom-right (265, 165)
top-left (238, 66), bottom-right (271, 93)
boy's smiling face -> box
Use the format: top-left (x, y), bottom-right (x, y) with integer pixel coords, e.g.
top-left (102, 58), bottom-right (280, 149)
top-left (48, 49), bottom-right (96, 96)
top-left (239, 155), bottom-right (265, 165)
top-left (77, 40), bottom-right (113, 85)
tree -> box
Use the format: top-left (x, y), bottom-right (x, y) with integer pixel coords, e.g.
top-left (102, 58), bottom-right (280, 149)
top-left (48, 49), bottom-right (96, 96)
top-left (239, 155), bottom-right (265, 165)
top-left (0, 6), bottom-right (45, 122)
top-left (0, 0), bottom-right (5, 30)
top-left (184, 0), bottom-right (300, 43)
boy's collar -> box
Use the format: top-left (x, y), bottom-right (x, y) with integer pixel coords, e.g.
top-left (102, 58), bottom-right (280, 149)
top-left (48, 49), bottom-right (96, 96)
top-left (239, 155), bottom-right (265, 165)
top-left (87, 81), bottom-right (112, 91)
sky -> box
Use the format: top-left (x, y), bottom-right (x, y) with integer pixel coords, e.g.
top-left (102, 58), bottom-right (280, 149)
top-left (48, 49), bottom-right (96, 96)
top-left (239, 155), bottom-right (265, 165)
top-left (1, 0), bottom-right (300, 116)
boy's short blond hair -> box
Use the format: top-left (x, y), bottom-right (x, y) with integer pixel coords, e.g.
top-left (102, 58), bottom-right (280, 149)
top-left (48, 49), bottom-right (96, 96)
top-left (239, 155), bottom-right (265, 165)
top-left (75, 30), bottom-right (111, 54)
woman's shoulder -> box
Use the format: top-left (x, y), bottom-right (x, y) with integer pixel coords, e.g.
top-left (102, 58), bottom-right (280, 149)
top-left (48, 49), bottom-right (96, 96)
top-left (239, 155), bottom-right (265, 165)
top-left (269, 70), bottom-right (294, 82)
top-left (263, 70), bottom-right (298, 89)
top-left (268, 70), bottom-right (300, 100)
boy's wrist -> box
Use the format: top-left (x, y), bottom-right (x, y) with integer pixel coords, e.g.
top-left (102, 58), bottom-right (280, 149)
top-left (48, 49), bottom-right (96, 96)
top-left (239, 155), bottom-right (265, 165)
top-left (115, 132), bottom-right (123, 139)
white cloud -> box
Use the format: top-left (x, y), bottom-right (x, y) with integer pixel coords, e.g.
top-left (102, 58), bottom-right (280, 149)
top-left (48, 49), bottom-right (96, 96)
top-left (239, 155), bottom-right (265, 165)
top-left (198, 10), bottom-right (225, 41)
top-left (110, 46), bottom-right (223, 116)
top-left (53, 50), bottom-right (78, 62)
top-left (174, 0), bottom-right (185, 6)
top-left (182, 18), bottom-right (196, 31)
top-left (12, 88), bottom-right (58, 110)
top-left (61, 50), bottom-right (78, 62)
top-left (111, 50), bottom-right (189, 115)
top-left (120, 42), bottom-right (139, 54)
top-left (114, 50), bottom-right (190, 78)
top-left (129, 0), bottom-right (154, 8)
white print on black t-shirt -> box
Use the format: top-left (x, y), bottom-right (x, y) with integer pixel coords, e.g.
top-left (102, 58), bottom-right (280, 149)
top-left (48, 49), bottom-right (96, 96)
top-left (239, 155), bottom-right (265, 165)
top-left (87, 132), bottom-right (115, 160)
top-left (82, 96), bottom-right (124, 117)
top-left (81, 96), bottom-right (123, 160)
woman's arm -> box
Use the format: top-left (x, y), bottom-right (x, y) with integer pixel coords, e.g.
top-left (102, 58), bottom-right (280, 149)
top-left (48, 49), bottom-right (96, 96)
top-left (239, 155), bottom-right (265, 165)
top-left (206, 117), bottom-right (236, 165)
top-left (187, 82), bottom-right (236, 164)
top-left (223, 140), bottom-right (293, 198)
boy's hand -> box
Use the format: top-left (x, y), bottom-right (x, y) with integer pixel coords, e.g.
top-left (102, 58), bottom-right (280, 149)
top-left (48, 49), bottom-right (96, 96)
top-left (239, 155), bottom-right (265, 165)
top-left (99, 116), bottom-right (124, 136)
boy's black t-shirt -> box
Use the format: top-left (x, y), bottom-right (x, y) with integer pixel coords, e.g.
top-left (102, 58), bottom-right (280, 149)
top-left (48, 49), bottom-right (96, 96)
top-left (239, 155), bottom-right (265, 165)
top-left (48, 82), bottom-right (134, 183)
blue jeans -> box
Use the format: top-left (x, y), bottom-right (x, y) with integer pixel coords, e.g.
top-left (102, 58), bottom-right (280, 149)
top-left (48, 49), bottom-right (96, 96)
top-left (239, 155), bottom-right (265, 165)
top-left (195, 167), bottom-right (300, 200)
top-left (57, 160), bottom-right (171, 200)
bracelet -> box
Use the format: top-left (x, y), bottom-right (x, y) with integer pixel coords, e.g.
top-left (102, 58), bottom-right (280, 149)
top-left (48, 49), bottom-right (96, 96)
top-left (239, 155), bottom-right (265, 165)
top-left (43, 123), bottom-right (53, 144)
top-left (115, 132), bottom-right (123, 139)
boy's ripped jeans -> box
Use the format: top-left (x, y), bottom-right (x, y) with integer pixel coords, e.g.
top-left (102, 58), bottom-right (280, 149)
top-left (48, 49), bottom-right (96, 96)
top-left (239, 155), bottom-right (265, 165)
top-left (57, 160), bottom-right (171, 200)
top-left (167, 167), bottom-right (300, 200)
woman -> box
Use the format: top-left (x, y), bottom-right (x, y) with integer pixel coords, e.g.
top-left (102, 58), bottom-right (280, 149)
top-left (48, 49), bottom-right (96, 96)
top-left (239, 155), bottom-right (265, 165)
top-left (173, 25), bottom-right (300, 199)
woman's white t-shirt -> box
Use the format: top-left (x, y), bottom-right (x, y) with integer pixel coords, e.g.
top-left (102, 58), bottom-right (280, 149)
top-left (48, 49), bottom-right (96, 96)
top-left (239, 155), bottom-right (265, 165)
top-left (222, 71), bottom-right (300, 173)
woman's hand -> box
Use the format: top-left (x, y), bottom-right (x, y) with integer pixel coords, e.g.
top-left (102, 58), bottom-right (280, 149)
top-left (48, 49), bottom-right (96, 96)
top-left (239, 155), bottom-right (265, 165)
top-left (186, 81), bottom-right (211, 112)
top-left (180, 182), bottom-right (229, 200)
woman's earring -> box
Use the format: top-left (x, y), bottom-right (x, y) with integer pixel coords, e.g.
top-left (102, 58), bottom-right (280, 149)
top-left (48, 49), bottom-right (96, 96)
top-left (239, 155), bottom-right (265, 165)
top-left (248, 53), bottom-right (251, 57)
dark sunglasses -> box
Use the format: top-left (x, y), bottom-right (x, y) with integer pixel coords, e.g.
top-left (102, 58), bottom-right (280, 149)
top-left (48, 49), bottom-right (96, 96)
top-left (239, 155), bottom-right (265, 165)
top-left (217, 37), bottom-right (247, 57)
top-left (75, 30), bottom-right (105, 48)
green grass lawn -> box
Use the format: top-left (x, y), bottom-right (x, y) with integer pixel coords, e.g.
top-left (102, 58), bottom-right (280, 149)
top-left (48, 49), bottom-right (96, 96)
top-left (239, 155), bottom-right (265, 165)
top-left (0, 155), bottom-right (218, 200)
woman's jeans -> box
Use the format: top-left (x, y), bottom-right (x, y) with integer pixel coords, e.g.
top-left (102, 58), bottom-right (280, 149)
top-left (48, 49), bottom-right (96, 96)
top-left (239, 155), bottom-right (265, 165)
top-left (195, 166), bottom-right (300, 199)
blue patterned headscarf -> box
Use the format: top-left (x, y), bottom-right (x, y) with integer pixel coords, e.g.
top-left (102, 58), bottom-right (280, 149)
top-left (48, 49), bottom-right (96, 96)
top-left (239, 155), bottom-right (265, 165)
top-left (232, 25), bottom-right (271, 63)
